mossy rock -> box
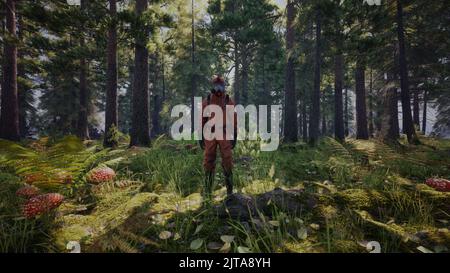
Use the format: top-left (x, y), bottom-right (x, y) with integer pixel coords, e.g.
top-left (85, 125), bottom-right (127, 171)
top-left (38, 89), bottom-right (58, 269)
top-left (53, 223), bottom-right (95, 251)
top-left (332, 239), bottom-right (363, 253)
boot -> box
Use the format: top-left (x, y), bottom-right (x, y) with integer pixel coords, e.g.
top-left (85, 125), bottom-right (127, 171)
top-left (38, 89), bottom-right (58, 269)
top-left (224, 171), bottom-right (233, 196)
top-left (203, 170), bottom-right (215, 200)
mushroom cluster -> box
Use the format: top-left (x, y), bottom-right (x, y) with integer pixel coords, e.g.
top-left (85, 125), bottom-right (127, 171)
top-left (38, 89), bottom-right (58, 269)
top-left (22, 193), bottom-right (64, 218)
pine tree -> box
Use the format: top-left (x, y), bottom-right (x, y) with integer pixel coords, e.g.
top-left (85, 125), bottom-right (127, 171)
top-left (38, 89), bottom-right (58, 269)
top-left (130, 0), bottom-right (151, 147)
top-left (104, 0), bottom-right (119, 147)
top-left (0, 0), bottom-right (19, 141)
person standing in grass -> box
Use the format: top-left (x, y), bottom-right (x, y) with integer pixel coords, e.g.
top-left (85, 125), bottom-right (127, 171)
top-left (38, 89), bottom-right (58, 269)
top-left (199, 76), bottom-right (237, 199)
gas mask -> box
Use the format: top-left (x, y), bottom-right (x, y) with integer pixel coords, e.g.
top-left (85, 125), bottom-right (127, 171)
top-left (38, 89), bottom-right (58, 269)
top-left (212, 84), bottom-right (225, 95)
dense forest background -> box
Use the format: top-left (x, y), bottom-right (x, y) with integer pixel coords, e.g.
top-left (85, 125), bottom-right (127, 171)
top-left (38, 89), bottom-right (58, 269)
top-left (1, 0), bottom-right (450, 254)
top-left (0, 0), bottom-right (449, 146)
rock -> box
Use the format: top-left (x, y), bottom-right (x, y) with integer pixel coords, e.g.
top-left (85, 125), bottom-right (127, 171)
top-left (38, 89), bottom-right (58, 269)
top-left (255, 187), bottom-right (315, 215)
top-left (215, 188), bottom-right (318, 220)
top-left (215, 194), bottom-right (258, 220)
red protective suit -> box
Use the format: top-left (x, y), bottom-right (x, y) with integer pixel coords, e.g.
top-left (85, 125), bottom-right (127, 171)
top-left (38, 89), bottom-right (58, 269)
top-left (201, 92), bottom-right (237, 173)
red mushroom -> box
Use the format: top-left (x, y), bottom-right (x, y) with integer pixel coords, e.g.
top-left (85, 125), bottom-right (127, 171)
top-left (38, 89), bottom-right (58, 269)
top-left (16, 185), bottom-right (40, 199)
top-left (22, 193), bottom-right (64, 218)
top-left (426, 178), bottom-right (450, 192)
top-left (86, 166), bottom-right (116, 184)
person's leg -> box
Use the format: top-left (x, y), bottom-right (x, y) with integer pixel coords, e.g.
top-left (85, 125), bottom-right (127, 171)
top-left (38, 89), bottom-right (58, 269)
top-left (218, 140), bottom-right (233, 195)
top-left (203, 139), bottom-right (217, 198)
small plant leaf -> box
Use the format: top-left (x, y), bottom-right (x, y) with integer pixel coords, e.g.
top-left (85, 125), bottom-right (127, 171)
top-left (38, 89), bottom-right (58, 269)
top-left (158, 230), bottom-right (172, 240)
top-left (190, 238), bottom-right (204, 250)
top-left (310, 223), bottom-right (320, 230)
top-left (297, 227), bottom-right (308, 240)
top-left (268, 220), bottom-right (280, 227)
top-left (219, 242), bottom-right (231, 253)
top-left (220, 235), bottom-right (235, 243)
top-left (268, 164), bottom-right (275, 179)
top-left (194, 224), bottom-right (204, 235)
top-left (207, 242), bottom-right (223, 250)
top-left (417, 246), bottom-right (433, 253)
top-left (237, 246), bottom-right (251, 253)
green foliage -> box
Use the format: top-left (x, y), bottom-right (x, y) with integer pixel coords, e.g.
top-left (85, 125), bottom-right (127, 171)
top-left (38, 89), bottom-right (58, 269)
top-left (127, 140), bottom-right (203, 196)
top-left (104, 125), bottom-right (120, 148)
top-left (0, 173), bottom-right (55, 252)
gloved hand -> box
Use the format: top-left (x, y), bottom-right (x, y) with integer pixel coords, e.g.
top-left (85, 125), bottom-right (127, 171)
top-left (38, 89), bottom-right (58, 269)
top-left (199, 139), bottom-right (205, 150)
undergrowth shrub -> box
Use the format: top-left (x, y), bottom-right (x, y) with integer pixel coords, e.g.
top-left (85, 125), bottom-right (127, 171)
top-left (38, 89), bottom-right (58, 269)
top-left (128, 142), bottom-right (203, 196)
top-left (0, 173), bottom-right (54, 252)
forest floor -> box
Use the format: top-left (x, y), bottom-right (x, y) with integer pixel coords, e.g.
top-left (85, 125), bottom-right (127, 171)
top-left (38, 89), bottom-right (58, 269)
top-left (1, 135), bottom-right (450, 253)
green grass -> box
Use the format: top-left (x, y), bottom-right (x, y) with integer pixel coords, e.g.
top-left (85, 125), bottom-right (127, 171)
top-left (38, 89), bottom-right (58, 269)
top-left (1, 135), bottom-right (449, 253)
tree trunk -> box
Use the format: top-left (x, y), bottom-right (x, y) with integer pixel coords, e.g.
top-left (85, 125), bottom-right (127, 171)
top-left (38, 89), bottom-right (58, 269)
top-left (355, 59), bottom-right (369, 140)
top-left (151, 94), bottom-right (161, 138)
top-left (130, 0), bottom-right (150, 147)
top-left (0, 0), bottom-right (20, 141)
top-left (298, 100), bottom-right (302, 137)
top-left (368, 69), bottom-right (374, 137)
top-left (309, 7), bottom-right (321, 145)
top-left (190, 0), bottom-right (196, 134)
top-left (344, 88), bottom-right (349, 136)
top-left (284, 0), bottom-right (298, 143)
top-left (150, 53), bottom-right (161, 138)
top-left (393, 88), bottom-right (400, 138)
top-left (233, 39), bottom-right (240, 104)
top-left (334, 54), bottom-right (344, 142)
top-left (104, 0), bottom-right (118, 147)
top-left (422, 90), bottom-right (427, 135)
top-left (241, 47), bottom-right (249, 105)
top-left (77, 0), bottom-right (90, 140)
top-left (302, 102), bottom-right (308, 142)
top-left (413, 89), bottom-right (420, 129)
top-left (396, 0), bottom-right (418, 144)
top-left (17, 11), bottom-right (28, 138)
top-left (381, 84), bottom-right (400, 144)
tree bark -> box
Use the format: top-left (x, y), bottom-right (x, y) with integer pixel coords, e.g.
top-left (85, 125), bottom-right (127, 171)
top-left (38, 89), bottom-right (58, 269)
top-left (130, 0), bottom-right (150, 147)
top-left (309, 7), bottom-right (321, 145)
top-left (334, 54), bottom-right (344, 142)
top-left (104, 0), bottom-right (118, 147)
top-left (381, 84), bottom-right (400, 144)
top-left (17, 10), bottom-right (28, 138)
top-left (302, 102), bottom-right (308, 142)
top-left (396, 0), bottom-right (418, 144)
top-left (284, 0), bottom-right (298, 143)
top-left (344, 88), bottom-right (349, 136)
top-left (241, 47), bottom-right (249, 105)
top-left (422, 90), bottom-right (427, 135)
top-left (77, 0), bottom-right (90, 140)
top-left (368, 69), bottom-right (374, 137)
top-left (0, 0), bottom-right (20, 141)
top-left (190, 0), bottom-right (196, 134)
top-left (413, 89), bottom-right (420, 129)
top-left (151, 53), bottom-right (161, 138)
top-left (355, 59), bottom-right (369, 140)
top-left (321, 114), bottom-right (327, 136)
top-left (233, 39), bottom-right (240, 104)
